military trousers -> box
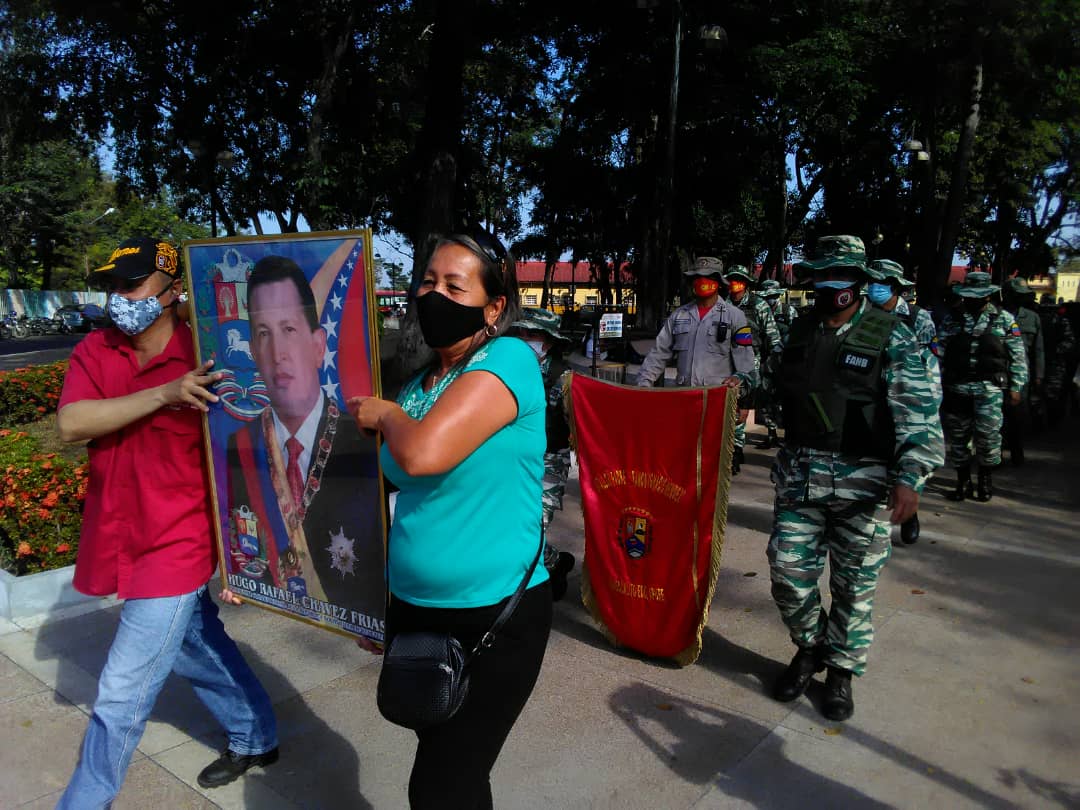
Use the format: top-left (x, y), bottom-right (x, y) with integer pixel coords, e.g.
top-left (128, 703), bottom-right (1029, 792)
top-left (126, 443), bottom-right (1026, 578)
top-left (767, 497), bottom-right (891, 676)
top-left (941, 383), bottom-right (1004, 468)
top-left (767, 446), bottom-right (893, 676)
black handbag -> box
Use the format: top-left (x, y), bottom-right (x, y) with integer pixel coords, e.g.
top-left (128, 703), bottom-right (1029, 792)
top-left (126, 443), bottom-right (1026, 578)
top-left (376, 534), bottom-right (545, 731)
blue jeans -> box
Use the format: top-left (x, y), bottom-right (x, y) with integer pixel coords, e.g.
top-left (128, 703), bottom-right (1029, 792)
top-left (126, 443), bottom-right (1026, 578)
top-left (58, 583), bottom-right (277, 809)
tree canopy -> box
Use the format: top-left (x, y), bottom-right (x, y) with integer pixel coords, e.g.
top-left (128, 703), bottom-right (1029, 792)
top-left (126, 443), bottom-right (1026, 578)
top-left (1, 0), bottom-right (1076, 316)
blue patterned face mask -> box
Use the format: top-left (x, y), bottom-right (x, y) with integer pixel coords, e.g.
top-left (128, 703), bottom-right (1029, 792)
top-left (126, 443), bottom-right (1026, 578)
top-left (107, 281), bottom-right (173, 336)
top-left (867, 283), bottom-right (894, 305)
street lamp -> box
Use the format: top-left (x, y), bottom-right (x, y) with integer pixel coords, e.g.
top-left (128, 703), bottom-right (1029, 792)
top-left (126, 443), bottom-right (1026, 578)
top-left (84, 207), bottom-right (117, 277)
top-left (89, 207), bottom-right (116, 225)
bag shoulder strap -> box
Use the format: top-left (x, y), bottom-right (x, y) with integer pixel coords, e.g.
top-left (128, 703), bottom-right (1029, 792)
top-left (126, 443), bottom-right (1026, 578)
top-left (469, 528), bottom-right (546, 660)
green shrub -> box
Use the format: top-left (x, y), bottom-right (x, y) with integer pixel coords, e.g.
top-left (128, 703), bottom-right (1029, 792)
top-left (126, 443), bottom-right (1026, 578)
top-left (0, 428), bottom-right (87, 574)
top-left (0, 361), bottom-right (68, 427)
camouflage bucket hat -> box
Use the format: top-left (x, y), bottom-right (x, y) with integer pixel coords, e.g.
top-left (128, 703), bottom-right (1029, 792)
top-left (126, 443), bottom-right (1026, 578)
top-left (794, 235), bottom-right (869, 276)
top-left (758, 279), bottom-right (784, 297)
top-left (511, 307), bottom-right (569, 342)
top-left (952, 270), bottom-right (1000, 299)
top-left (866, 259), bottom-right (914, 288)
top-left (1005, 277), bottom-right (1033, 296)
top-left (685, 256), bottom-right (725, 277)
top-left (724, 265), bottom-right (755, 284)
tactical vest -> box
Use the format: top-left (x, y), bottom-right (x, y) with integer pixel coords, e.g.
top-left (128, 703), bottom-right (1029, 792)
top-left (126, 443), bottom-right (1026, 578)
top-left (941, 308), bottom-right (1009, 386)
top-left (778, 307), bottom-right (897, 459)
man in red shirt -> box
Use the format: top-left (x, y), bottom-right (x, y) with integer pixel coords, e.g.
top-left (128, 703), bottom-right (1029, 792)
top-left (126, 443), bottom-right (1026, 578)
top-left (56, 237), bottom-right (278, 809)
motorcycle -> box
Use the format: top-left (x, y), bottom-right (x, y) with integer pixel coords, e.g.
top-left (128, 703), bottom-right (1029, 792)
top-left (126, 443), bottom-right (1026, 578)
top-left (1, 313), bottom-right (30, 339)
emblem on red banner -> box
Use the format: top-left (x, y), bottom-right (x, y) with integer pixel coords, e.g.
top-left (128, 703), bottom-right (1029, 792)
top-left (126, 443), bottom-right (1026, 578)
top-left (620, 507), bottom-right (653, 559)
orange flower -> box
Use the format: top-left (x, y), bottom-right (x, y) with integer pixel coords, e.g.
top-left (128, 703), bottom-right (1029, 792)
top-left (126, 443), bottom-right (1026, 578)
top-left (56, 543), bottom-right (70, 553)
top-left (16, 541), bottom-right (31, 557)
top-left (43, 491), bottom-right (59, 507)
top-left (37, 508), bottom-right (51, 519)
top-left (41, 461), bottom-right (53, 470)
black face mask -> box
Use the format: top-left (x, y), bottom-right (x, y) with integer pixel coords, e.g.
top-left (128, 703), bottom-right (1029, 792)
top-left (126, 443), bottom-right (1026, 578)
top-left (813, 282), bottom-right (859, 314)
top-left (416, 290), bottom-right (488, 348)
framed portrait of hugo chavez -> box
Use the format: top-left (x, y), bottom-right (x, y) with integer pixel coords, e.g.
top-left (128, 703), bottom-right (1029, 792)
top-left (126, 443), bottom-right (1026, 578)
top-left (184, 231), bottom-right (387, 643)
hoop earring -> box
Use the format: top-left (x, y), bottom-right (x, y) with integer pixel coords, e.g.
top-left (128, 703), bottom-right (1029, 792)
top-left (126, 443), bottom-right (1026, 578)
top-left (484, 323), bottom-right (498, 337)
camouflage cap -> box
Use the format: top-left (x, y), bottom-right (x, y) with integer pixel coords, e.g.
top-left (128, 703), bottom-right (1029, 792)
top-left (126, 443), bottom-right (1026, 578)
top-left (758, 279), bottom-right (784, 297)
top-left (952, 270), bottom-right (1000, 299)
top-left (511, 307), bottom-right (569, 342)
top-left (685, 256), bottom-right (725, 277)
top-left (866, 259), bottom-right (914, 288)
top-left (724, 265), bottom-right (755, 283)
top-left (793, 235), bottom-right (869, 276)
top-left (1004, 277), bottom-right (1034, 296)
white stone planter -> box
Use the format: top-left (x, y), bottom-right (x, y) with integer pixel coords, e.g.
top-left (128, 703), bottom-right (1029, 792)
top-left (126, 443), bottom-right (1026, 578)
top-left (0, 564), bottom-right (109, 621)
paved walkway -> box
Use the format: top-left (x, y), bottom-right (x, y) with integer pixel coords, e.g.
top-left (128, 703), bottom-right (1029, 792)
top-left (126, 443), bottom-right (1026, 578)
top-left (2, 420), bottom-right (1079, 809)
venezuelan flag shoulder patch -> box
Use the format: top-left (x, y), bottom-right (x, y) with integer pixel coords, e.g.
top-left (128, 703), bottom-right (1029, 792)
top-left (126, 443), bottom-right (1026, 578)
top-left (929, 335), bottom-right (941, 356)
top-left (1009, 321), bottom-right (1022, 337)
top-left (733, 326), bottom-right (754, 346)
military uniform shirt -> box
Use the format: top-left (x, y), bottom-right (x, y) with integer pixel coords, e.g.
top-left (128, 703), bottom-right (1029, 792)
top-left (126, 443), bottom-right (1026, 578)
top-left (892, 297), bottom-right (941, 404)
top-left (937, 303), bottom-right (1029, 395)
top-left (637, 299), bottom-right (756, 388)
top-left (774, 300), bottom-right (945, 497)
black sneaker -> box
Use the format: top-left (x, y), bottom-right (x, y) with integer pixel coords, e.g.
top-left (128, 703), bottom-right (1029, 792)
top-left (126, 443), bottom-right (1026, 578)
top-left (822, 667), bottom-right (854, 721)
top-left (773, 646), bottom-right (824, 702)
top-left (197, 747), bottom-right (279, 788)
top-left (732, 447), bottom-right (744, 476)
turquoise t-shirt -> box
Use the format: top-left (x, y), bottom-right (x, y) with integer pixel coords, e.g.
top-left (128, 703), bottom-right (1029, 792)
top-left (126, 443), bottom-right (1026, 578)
top-left (381, 336), bottom-right (549, 608)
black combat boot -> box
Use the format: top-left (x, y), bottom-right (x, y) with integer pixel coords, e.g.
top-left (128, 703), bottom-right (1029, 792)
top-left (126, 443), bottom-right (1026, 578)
top-left (773, 646), bottom-right (824, 702)
top-left (945, 465), bottom-right (973, 501)
top-left (975, 466), bottom-right (993, 502)
top-left (822, 667), bottom-right (854, 721)
top-left (899, 513), bottom-right (920, 545)
top-left (732, 447), bottom-right (744, 476)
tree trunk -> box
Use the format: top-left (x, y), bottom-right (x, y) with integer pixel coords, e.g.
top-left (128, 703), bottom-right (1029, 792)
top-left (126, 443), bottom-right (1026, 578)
top-left (393, 0), bottom-right (475, 388)
top-left (936, 43), bottom-right (983, 292)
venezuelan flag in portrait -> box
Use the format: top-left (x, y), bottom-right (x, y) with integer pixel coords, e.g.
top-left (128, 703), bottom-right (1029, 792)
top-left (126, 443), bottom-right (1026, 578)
top-left (184, 231), bottom-right (387, 643)
top-left (569, 374), bottom-right (735, 665)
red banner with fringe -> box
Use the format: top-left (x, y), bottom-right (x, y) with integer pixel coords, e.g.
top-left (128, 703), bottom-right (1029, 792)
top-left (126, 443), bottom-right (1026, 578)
top-left (569, 374), bottom-right (735, 665)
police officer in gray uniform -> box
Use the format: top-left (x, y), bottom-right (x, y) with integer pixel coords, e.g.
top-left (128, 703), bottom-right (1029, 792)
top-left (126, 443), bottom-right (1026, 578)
top-left (637, 258), bottom-right (757, 430)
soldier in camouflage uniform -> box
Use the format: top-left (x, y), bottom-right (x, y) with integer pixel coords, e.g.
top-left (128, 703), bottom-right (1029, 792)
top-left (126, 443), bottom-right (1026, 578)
top-left (865, 259), bottom-right (940, 544)
top-left (768, 236), bottom-right (944, 722)
top-left (511, 308), bottom-right (576, 601)
top-left (636, 257), bottom-right (757, 427)
top-left (757, 280), bottom-right (799, 448)
top-left (937, 272), bottom-right (1028, 502)
top-left (725, 266), bottom-right (782, 470)
top-left (1001, 278), bottom-right (1044, 466)
top-left (1040, 303), bottom-right (1077, 427)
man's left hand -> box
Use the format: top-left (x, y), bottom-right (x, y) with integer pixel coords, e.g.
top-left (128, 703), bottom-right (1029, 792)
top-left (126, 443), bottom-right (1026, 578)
top-left (719, 376), bottom-right (742, 389)
top-left (219, 588), bottom-right (243, 606)
top-left (887, 485), bottom-right (919, 525)
top-left (1007, 390), bottom-right (1022, 407)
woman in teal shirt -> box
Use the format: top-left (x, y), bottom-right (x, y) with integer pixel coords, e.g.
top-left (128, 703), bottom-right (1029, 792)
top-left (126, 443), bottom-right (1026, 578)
top-left (350, 231), bottom-right (551, 810)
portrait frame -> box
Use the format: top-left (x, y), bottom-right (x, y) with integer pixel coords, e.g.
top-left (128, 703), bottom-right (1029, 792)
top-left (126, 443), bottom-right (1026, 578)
top-left (184, 230), bottom-right (387, 642)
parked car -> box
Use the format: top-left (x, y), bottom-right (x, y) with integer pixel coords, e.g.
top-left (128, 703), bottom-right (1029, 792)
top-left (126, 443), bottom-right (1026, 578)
top-left (54, 303), bottom-right (109, 332)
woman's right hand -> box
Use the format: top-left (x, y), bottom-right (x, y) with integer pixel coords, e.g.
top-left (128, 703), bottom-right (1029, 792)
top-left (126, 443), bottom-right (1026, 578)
top-left (347, 395), bottom-right (401, 433)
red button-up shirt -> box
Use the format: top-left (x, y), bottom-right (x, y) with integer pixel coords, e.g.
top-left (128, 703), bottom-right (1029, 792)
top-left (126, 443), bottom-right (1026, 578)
top-left (60, 324), bottom-right (217, 598)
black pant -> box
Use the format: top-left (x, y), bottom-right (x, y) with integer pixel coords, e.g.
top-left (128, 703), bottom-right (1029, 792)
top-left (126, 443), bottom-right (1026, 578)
top-left (387, 582), bottom-right (552, 810)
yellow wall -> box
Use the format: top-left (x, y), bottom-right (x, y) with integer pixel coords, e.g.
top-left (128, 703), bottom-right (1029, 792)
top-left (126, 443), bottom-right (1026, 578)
top-left (518, 285), bottom-right (636, 314)
top-left (1055, 272), bottom-right (1080, 303)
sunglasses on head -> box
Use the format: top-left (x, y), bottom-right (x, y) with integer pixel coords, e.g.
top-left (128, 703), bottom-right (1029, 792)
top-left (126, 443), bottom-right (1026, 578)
top-left (466, 229), bottom-right (508, 269)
